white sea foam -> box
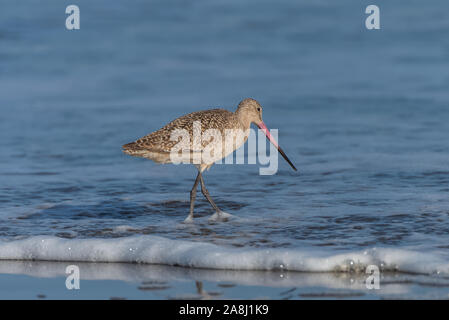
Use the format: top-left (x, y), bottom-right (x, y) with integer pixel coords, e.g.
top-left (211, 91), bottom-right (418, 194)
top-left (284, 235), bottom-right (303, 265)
top-left (0, 235), bottom-right (447, 275)
top-left (111, 225), bottom-right (137, 233)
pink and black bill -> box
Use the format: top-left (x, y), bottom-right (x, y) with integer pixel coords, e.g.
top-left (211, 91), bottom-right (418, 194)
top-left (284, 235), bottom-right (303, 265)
top-left (257, 122), bottom-right (297, 172)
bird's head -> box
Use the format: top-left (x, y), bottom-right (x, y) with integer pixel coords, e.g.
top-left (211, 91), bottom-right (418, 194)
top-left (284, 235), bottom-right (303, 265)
top-left (236, 98), bottom-right (263, 127)
top-left (236, 98), bottom-right (297, 172)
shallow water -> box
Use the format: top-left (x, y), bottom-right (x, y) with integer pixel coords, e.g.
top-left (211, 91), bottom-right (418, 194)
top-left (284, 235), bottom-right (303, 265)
top-left (1, 261), bottom-right (449, 300)
top-left (1, 0), bottom-right (449, 284)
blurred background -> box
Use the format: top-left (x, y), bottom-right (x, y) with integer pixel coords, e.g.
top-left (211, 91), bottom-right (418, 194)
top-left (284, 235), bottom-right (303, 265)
top-left (1, 0), bottom-right (449, 255)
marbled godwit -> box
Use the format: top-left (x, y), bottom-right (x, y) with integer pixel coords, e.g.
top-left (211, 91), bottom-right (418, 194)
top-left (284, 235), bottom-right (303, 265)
top-left (122, 98), bottom-right (297, 221)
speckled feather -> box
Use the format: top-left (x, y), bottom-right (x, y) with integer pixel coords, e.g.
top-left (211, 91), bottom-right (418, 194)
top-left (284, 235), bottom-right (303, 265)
top-left (122, 108), bottom-right (245, 162)
top-left (122, 98), bottom-right (264, 169)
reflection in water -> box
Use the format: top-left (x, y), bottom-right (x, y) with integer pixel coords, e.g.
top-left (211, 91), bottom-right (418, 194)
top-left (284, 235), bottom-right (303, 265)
top-left (0, 260), bottom-right (448, 299)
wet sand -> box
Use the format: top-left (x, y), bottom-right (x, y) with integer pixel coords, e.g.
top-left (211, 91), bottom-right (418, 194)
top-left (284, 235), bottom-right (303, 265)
top-left (0, 261), bottom-right (448, 299)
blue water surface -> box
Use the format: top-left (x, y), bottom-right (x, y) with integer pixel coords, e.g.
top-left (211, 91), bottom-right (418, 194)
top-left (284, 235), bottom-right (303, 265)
top-left (1, 0), bottom-right (449, 259)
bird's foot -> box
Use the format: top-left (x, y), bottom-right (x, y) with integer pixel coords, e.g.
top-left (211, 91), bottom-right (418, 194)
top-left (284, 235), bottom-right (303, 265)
top-left (183, 214), bottom-right (194, 224)
top-left (208, 210), bottom-right (233, 222)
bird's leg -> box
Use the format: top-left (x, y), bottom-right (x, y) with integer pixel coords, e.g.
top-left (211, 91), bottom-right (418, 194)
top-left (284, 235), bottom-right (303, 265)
top-left (199, 173), bottom-right (223, 215)
top-left (185, 172), bottom-right (201, 222)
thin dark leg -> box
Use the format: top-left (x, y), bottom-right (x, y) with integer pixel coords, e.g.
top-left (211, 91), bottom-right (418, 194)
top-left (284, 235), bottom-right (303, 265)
top-left (186, 172), bottom-right (201, 221)
top-left (199, 173), bottom-right (222, 213)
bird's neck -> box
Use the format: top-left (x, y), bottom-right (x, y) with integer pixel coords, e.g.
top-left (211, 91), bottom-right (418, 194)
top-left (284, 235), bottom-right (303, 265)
top-left (235, 109), bottom-right (252, 130)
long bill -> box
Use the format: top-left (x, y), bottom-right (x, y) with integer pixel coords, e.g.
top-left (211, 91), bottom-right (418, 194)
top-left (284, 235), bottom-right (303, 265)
top-left (257, 121), bottom-right (297, 172)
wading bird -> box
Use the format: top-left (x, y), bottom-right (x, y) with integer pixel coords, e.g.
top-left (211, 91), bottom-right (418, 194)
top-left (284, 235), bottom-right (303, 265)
top-left (122, 98), bottom-right (297, 221)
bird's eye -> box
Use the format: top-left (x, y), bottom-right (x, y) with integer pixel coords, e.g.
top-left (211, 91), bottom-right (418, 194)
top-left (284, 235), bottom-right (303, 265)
top-left (257, 107), bottom-right (261, 112)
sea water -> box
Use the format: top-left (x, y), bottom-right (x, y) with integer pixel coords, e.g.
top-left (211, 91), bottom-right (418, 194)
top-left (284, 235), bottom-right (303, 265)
top-left (1, 0), bottom-right (449, 277)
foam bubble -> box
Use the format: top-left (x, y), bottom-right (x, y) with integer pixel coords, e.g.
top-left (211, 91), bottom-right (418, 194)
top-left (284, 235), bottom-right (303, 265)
top-left (0, 235), bottom-right (447, 275)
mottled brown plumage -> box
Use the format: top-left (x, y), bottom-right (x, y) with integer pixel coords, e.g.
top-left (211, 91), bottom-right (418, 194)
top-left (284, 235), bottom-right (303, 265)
top-left (122, 99), bottom-right (261, 169)
top-left (123, 109), bottom-right (239, 150)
